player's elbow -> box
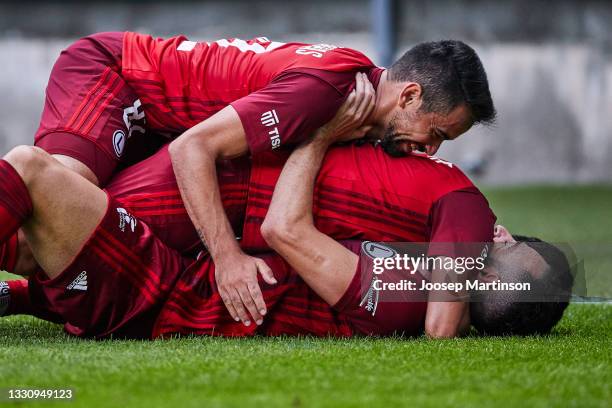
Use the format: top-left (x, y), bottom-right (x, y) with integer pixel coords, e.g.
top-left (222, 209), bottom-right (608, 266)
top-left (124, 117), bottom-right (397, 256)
top-left (169, 131), bottom-right (217, 163)
top-left (261, 218), bottom-right (302, 250)
top-left (425, 321), bottom-right (460, 339)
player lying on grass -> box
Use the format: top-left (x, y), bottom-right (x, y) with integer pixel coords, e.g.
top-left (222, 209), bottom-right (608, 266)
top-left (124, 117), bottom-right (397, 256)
top-left (3, 86), bottom-right (495, 330)
top-left (23, 31), bottom-right (496, 322)
top-left (0, 104), bottom-right (571, 339)
top-left (260, 133), bottom-right (574, 337)
top-left (0, 141), bottom-right (572, 339)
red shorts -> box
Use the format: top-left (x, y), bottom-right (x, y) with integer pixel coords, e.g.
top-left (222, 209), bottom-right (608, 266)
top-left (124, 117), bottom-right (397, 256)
top-left (28, 194), bottom-right (190, 339)
top-left (34, 32), bottom-right (165, 185)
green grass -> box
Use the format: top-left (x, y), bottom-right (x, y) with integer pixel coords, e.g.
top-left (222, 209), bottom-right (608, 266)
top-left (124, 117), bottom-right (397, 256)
top-left (1, 185), bottom-right (611, 407)
top-left (0, 305), bottom-right (610, 408)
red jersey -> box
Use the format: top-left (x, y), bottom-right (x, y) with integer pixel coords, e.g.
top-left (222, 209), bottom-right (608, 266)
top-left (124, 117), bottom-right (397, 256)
top-left (118, 144), bottom-right (496, 338)
top-left (105, 144), bottom-right (496, 259)
top-left (241, 144), bottom-right (496, 257)
top-left (153, 240), bottom-right (428, 338)
top-left (122, 32), bottom-right (380, 153)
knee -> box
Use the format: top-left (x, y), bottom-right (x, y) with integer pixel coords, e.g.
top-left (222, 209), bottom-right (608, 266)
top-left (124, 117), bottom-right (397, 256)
top-left (13, 230), bottom-right (38, 278)
top-left (4, 146), bottom-right (53, 183)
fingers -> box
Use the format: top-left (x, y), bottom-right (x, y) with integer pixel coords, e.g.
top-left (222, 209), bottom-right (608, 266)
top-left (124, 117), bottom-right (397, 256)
top-left (229, 287), bottom-right (251, 325)
top-left (219, 289), bottom-right (241, 323)
top-left (354, 125), bottom-right (373, 138)
top-left (353, 73), bottom-right (375, 124)
top-left (338, 88), bottom-right (357, 116)
top-left (256, 258), bottom-right (277, 285)
top-left (362, 75), bottom-right (376, 119)
top-left (354, 71), bottom-right (365, 108)
top-left (237, 284), bottom-right (263, 326)
top-left (216, 256), bottom-right (275, 327)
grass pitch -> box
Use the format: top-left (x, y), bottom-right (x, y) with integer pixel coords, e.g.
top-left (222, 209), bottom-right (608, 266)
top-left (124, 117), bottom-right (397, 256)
top-left (1, 185), bottom-right (611, 407)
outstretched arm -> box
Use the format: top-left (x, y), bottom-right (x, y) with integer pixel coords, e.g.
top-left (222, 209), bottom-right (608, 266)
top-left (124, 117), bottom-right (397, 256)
top-left (169, 72), bottom-right (374, 326)
top-left (169, 106), bottom-right (276, 327)
top-left (261, 74), bottom-right (375, 305)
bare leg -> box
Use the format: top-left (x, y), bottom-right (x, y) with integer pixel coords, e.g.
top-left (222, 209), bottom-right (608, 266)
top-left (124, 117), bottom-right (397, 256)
top-left (4, 146), bottom-right (107, 279)
top-left (51, 154), bottom-right (100, 186)
top-left (12, 154), bottom-right (100, 277)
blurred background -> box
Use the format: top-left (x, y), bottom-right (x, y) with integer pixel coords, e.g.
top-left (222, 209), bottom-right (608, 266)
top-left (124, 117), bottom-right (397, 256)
top-left (0, 0), bottom-right (611, 185)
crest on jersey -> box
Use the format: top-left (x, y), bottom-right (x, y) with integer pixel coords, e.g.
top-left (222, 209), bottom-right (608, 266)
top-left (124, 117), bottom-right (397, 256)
top-left (361, 241), bottom-right (397, 260)
top-left (113, 130), bottom-right (126, 158)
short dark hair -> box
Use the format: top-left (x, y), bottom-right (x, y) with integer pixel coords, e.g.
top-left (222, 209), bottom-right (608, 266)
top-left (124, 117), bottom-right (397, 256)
top-left (389, 40), bottom-right (496, 125)
top-left (470, 236), bottom-right (574, 336)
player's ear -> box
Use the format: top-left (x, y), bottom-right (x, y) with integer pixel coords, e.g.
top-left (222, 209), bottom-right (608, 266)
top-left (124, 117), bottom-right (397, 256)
top-left (479, 266), bottom-right (500, 282)
top-left (398, 82), bottom-right (422, 109)
top-left (493, 225), bottom-right (514, 243)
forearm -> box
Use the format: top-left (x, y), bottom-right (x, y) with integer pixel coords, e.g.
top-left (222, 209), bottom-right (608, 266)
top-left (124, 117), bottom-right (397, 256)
top-left (261, 136), bottom-right (357, 305)
top-left (170, 137), bottom-right (241, 259)
top-left (264, 137), bottom-right (330, 231)
top-left (425, 259), bottom-right (470, 338)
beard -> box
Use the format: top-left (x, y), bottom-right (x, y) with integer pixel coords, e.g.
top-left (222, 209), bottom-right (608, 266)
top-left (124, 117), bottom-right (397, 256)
top-left (380, 123), bottom-right (409, 158)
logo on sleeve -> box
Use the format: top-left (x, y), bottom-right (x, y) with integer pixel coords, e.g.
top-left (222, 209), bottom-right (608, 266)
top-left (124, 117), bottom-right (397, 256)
top-left (361, 241), bottom-right (397, 259)
top-left (260, 109), bottom-right (281, 150)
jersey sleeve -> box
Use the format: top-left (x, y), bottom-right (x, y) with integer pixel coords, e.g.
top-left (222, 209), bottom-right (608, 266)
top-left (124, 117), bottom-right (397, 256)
top-left (427, 187), bottom-right (497, 259)
top-left (332, 241), bottom-right (428, 336)
top-left (230, 71), bottom-right (346, 155)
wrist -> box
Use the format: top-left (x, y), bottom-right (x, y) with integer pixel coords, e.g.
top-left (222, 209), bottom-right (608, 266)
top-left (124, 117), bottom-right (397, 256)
top-left (308, 133), bottom-right (334, 153)
top-left (208, 239), bottom-right (243, 262)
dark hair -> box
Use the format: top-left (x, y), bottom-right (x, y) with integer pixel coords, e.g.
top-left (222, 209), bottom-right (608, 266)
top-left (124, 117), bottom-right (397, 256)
top-left (388, 40), bottom-right (496, 125)
top-left (470, 236), bottom-right (574, 336)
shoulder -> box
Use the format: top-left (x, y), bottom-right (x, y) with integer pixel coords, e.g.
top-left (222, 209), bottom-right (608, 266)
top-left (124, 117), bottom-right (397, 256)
top-left (323, 145), bottom-right (475, 197)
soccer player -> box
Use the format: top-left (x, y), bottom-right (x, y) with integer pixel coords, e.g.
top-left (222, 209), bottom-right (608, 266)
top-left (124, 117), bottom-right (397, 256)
top-left (258, 129), bottom-right (574, 338)
top-left (25, 31), bottom-right (496, 322)
top-left (0, 98), bottom-right (570, 338)
top-left (0, 142), bottom-right (572, 339)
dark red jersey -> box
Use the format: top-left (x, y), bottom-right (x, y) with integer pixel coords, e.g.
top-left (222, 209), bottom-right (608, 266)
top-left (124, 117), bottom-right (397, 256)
top-left (153, 240), bottom-right (428, 338)
top-left (241, 144), bottom-right (497, 257)
top-left (122, 32), bottom-right (379, 154)
top-left (104, 146), bottom-right (249, 255)
top-left (18, 144), bottom-right (496, 338)
top-left (139, 145), bottom-right (496, 338)
top-left (103, 144), bottom-right (496, 259)
top-left (35, 32), bottom-right (380, 184)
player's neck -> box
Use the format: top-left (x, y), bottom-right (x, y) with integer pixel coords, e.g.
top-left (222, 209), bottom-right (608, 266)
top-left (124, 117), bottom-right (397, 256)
top-left (368, 70), bottom-right (392, 125)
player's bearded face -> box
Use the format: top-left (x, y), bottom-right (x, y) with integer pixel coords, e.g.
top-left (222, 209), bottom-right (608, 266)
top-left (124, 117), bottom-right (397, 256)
top-left (380, 110), bottom-right (426, 157)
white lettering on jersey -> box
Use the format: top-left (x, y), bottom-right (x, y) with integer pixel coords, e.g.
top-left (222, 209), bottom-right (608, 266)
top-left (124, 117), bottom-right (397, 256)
top-left (177, 40), bottom-right (197, 52)
top-left (261, 109), bottom-right (281, 149)
top-left (268, 128), bottom-right (281, 149)
top-left (260, 109), bottom-right (279, 127)
top-left (0, 281), bottom-right (9, 316)
top-left (428, 156), bottom-right (454, 168)
top-left (215, 38), bottom-right (285, 54)
top-left (295, 44), bottom-right (338, 58)
top-left (123, 99), bottom-right (146, 138)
